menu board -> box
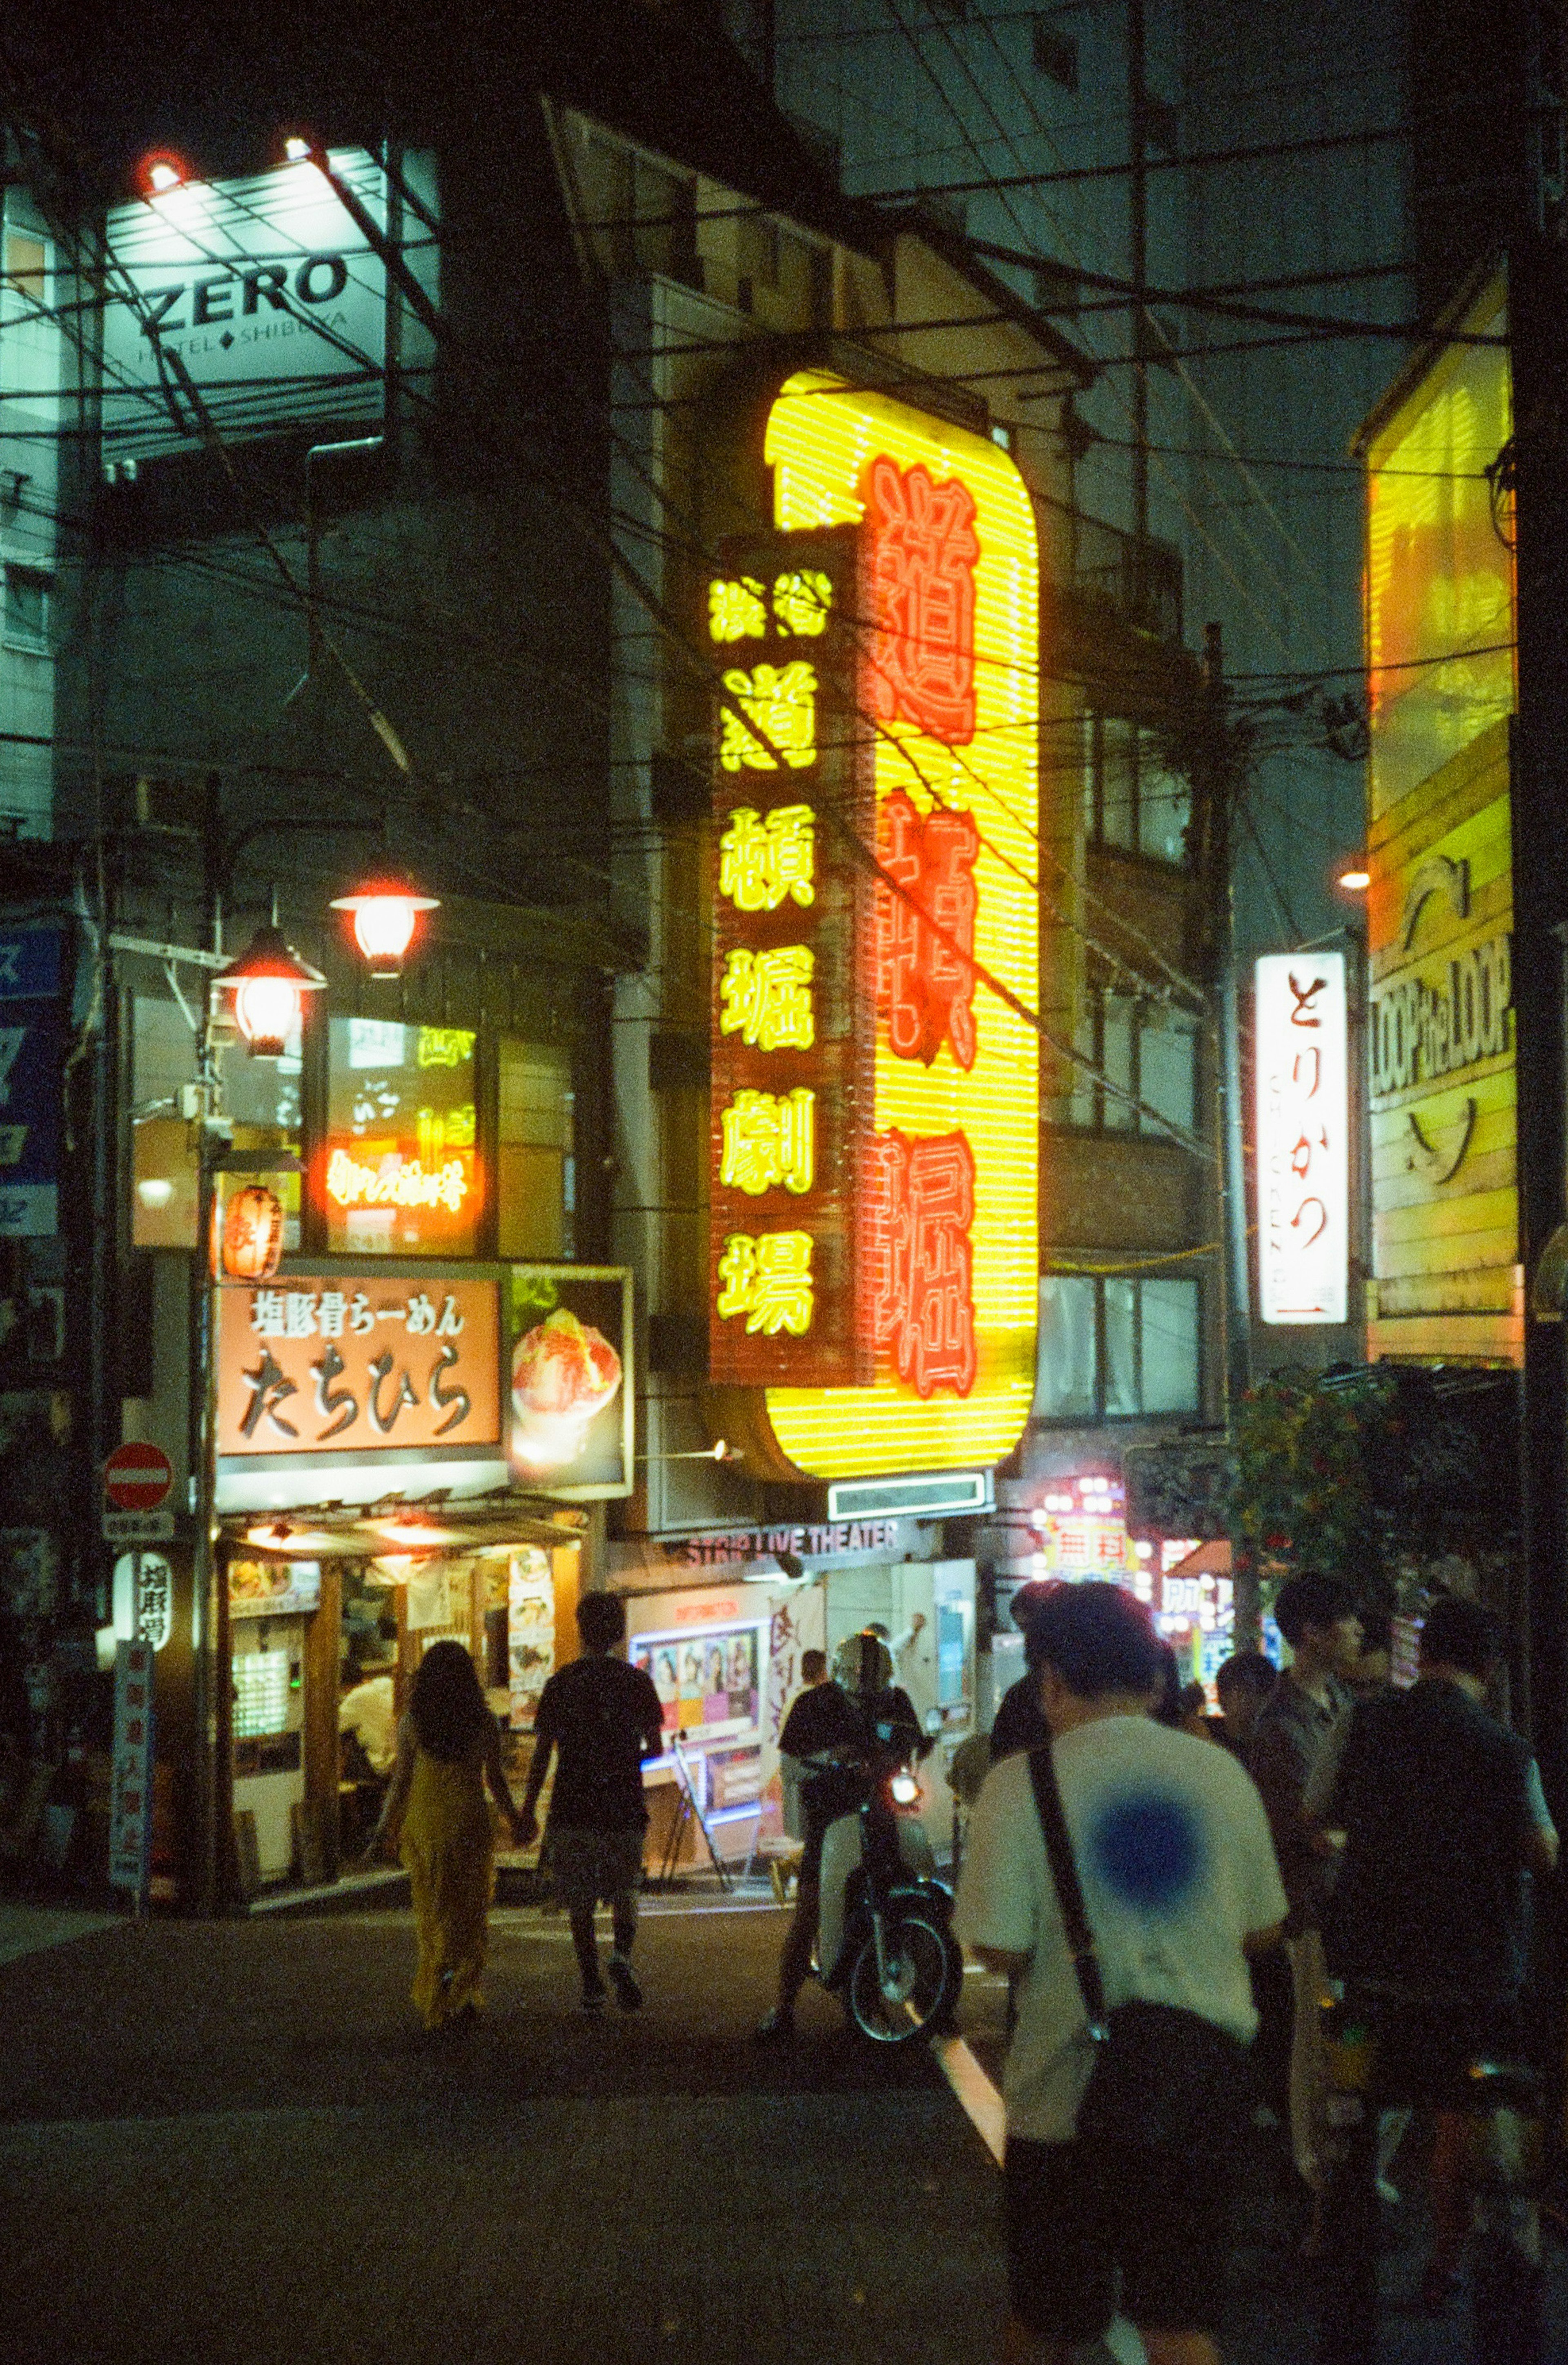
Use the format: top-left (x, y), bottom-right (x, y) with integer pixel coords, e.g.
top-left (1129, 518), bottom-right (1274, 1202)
top-left (507, 1547), bottom-right (555, 1730)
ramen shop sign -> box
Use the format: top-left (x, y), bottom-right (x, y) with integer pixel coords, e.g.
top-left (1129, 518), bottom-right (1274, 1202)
top-left (216, 1275), bottom-right (500, 1457)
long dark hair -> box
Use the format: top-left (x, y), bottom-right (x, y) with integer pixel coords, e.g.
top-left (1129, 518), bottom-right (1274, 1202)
top-left (409, 1640), bottom-right (490, 1761)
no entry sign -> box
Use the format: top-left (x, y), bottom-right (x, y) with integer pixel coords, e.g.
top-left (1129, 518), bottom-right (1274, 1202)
top-left (105, 1442), bottom-right (173, 1511)
top-left (103, 1443), bottom-right (176, 1542)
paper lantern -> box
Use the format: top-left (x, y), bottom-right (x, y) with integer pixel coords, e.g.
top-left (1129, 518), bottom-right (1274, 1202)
top-left (222, 1184), bottom-right (284, 1281)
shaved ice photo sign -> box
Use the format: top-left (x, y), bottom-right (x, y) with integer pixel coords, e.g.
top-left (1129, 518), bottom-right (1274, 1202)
top-left (506, 1264), bottom-right (634, 1499)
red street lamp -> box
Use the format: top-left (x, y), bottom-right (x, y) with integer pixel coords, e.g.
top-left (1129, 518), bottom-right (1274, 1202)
top-left (217, 923), bottom-right (325, 1057)
top-left (330, 879), bottom-right (439, 978)
top-left (136, 149), bottom-right (192, 198)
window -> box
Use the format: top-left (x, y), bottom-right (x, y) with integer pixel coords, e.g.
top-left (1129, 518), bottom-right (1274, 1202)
top-left (1083, 713), bottom-right (1190, 865)
top-left (1052, 985), bottom-right (1200, 1136)
top-left (1032, 19), bottom-right (1080, 89)
top-left (1033, 1271), bottom-right (1201, 1420)
top-left (497, 1037), bottom-right (575, 1259)
top-left (324, 1016), bottom-right (478, 1256)
top-left (1, 231), bottom-right (45, 308)
top-left (131, 992), bottom-right (301, 1249)
top-left (3, 564), bottom-right (50, 653)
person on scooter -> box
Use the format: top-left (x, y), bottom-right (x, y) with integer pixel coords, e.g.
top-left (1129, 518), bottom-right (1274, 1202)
top-left (754, 1629), bottom-right (924, 2042)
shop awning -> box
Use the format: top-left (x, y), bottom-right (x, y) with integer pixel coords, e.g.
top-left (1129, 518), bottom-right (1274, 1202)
top-left (226, 1497), bottom-right (589, 1558)
top-left (1162, 1539), bottom-right (1233, 1583)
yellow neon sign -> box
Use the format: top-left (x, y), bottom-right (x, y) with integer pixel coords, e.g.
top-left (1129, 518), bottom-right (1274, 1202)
top-left (718, 662), bottom-right (819, 772)
top-left (719, 945), bottom-right (815, 1050)
top-left (719, 1087), bottom-right (816, 1195)
top-left (718, 803), bottom-right (817, 909)
top-left (715, 1230), bottom-right (815, 1335)
top-left (758, 370), bottom-right (1040, 1478)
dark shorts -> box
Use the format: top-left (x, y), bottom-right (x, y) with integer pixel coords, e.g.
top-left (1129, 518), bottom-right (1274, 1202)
top-left (1003, 2135), bottom-right (1229, 2343)
top-left (548, 1825), bottom-right (644, 1912)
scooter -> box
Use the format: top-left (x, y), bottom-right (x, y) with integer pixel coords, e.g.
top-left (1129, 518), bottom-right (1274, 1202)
top-left (813, 1750), bottom-right (964, 2045)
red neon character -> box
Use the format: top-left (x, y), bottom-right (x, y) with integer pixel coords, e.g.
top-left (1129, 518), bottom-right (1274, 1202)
top-left (862, 455), bottom-right (980, 746)
top-left (868, 1129), bottom-right (978, 1398)
top-left (878, 788), bottom-right (979, 1068)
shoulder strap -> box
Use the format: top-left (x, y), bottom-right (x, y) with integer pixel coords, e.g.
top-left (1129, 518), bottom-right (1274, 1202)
top-left (1025, 1742), bottom-right (1109, 2039)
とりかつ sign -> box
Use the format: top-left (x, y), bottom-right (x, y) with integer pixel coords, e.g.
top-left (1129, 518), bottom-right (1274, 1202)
top-left (216, 1275), bottom-right (500, 1456)
top-left (1255, 952), bottom-right (1349, 1324)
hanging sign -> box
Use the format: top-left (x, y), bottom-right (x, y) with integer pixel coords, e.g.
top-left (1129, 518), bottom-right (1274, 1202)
top-left (1255, 951), bottom-right (1349, 1324)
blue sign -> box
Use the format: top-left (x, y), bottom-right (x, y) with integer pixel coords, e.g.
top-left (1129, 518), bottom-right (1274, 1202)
top-left (0, 927), bottom-right (64, 1002)
top-left (0, 930), bottom-right (66, 1237)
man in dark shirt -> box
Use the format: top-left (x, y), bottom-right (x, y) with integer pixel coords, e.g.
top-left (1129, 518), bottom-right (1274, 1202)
top-left (989, 1578), bottom-right (1054, 1761)
top-left (519, 1591), bottom-right (665, 2013)
top-left (754, 1629), bottom-right (921, 2040)
top-left (1314, 1595), bottom-right (1558, 2305)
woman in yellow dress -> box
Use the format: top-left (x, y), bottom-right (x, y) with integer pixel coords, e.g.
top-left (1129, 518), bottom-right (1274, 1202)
top-left (364, 1641), bottom-right (526, 2028)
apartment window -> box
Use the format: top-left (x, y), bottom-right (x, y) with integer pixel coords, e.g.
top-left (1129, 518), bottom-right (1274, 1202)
top-left (1056, 987), bottom-right (1199, 1136)
top-left (1035, 1272), bottom-right (1201, 1420)
top-left (1083, 713), bottom-right (1190, 865)
top-left (2, 231), bottom-right (46, 308)
top-left (1032, 19), bottom-right (1080, 91)
top-left (3, 564), bottom-right (49, 653)
top-left (497, 1037), bottom-right (575, 1259)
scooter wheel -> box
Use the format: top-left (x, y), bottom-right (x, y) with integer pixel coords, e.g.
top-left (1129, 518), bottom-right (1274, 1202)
top-left (845, 1912), bottom-right (954, 2045)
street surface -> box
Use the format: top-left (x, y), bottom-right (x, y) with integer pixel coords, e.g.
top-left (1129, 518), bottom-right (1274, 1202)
top-left (1, 1891), bottom-right (1564, 2364)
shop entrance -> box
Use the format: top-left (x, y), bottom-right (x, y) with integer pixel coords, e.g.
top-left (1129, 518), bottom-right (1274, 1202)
top-left (224, 1520), bottom-right (579, 1895)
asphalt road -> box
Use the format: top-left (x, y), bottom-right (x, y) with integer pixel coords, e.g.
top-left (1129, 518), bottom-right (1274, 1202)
top-left (1, 1893), bottom-right (1564, 2365)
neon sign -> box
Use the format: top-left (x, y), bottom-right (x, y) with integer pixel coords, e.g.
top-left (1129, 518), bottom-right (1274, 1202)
top-left (709, 524), bottom-right (876, 1391)
top-left (325, 1148), bottom-right (470, 1213)
top-left (739, 372), bottom-right (1040, 1479)
top-left (1255, 951), bottom-right (1349, 1324)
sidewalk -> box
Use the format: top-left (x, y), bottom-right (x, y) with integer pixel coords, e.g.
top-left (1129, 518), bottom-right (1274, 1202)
top-left (0, 1897), bottom-right (120, 1968)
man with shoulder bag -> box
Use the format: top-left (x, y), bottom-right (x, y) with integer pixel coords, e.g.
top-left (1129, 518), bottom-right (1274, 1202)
top-left (956, 1582), bottom-right (1287, 2365)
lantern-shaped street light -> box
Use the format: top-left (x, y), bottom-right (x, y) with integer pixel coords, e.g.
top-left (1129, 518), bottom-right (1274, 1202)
top-left (330, 879), bottom-right (440, 979)
top-left (217, 923), bottom-right (325, 1057)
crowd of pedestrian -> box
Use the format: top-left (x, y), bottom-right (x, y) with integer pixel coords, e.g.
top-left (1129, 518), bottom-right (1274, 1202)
top-left (355, 1567), bottom-right (1558, 2361)
top-left (956, 1571), bottom-right (1560, 2363)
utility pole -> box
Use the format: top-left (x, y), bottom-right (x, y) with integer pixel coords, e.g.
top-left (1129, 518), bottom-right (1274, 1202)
top-left (1127, 0), bottom-right (1149, 615)
top-left (1511, 0), bottom-right (1568, 1843)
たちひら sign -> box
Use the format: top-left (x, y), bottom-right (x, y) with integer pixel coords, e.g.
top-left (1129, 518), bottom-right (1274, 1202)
top-left (215, 1276), bottom-right (500, 1456)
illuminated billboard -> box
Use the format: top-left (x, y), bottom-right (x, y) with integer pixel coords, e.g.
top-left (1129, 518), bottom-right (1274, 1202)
top-left (1361, 277), bottom-right (1519, 1364)
top-left (1364, 278), bottom-right (1513, 818)
top-left (101, 149), bottom-right (438, 458)
top-left (1254, 952), bottom-right (1349, 1325)
top-left (708, 372), bottom-right (1039, 1479)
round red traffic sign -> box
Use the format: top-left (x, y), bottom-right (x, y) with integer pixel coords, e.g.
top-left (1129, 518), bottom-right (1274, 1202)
top-left (104, 1442), bottom-right (174, 1513)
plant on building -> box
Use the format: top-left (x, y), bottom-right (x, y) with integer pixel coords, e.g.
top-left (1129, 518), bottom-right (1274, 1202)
top-left (1227, 1363), bottom-right (1520, 1619)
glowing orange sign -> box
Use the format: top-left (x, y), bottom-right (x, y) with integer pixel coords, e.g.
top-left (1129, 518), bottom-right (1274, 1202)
top-left (755, 371), bottom-right (1040, 1480)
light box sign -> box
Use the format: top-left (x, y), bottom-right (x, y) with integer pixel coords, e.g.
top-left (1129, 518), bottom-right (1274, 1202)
top-left (101, 149), bottom-right (439, 459)
top-left (216, 1273), bottom-right (501, 1462)
top-left (0, 925), bottom-right (66, 1239)
top-left (707, 372), bottom-right (1040, 1479)
top-left (1255, 952), bottom-right (1349, 1324)
top-left (508, 1264), bottom-right (633, 1500)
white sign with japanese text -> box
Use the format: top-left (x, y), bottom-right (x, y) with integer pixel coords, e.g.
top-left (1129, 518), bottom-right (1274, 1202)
top-left (109, 1640), bottom-right (156, 1898)
top-left (1255, 952), bottom-right (1349, 1324)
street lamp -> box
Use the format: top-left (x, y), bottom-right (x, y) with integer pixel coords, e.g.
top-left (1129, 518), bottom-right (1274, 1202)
top-left (1337, 860), bottom-right (1370, 893)
top-left (216, 923), bottom-right (325, 1056)
top-left (329, 880), bottom-right (440, 979)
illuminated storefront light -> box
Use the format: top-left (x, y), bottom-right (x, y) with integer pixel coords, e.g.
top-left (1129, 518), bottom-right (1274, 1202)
top-left (753, 372), bottom-right (1040, 1477)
